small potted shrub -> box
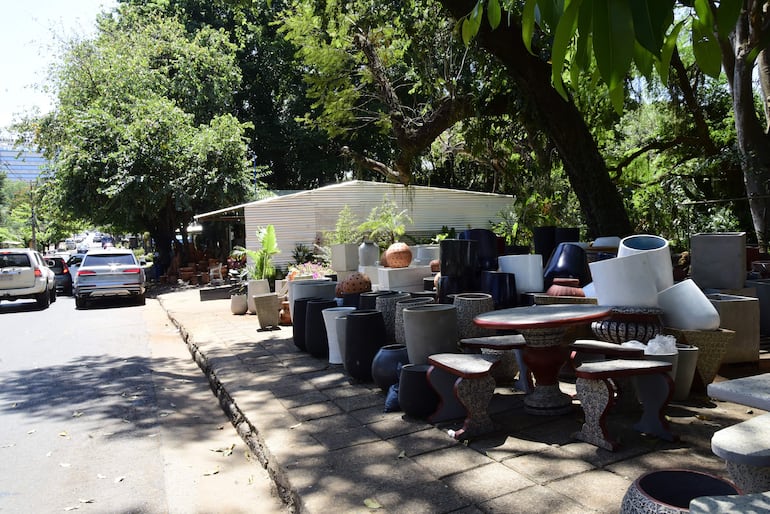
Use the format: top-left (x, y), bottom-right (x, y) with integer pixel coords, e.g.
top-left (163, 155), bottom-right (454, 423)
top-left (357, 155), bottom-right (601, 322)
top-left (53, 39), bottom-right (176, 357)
top-left (358, 196), bottom-right (414, 268)
top-left (327, 205), bottom-right (362, 272)
top-left (230, 225), bottom-right (281, 314)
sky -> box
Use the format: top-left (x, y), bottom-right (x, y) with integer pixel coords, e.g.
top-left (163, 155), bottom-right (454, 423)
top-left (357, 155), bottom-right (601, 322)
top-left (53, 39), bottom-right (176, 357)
top-left (0, 0), bottom-right (118, 130)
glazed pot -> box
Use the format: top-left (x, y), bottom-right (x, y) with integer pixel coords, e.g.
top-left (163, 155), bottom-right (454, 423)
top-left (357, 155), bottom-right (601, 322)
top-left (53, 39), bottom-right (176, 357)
top-left (305, 299), bottom-right (338, 358)
top-left (371, 344), bottom-right (410, 392)
top-left (617, 234), bottom-right (674, 292)
top-left (359, 290), bottom-right (397, 310)
top-left (620, 469), bottom-right (739, 513)
top-left (436, 274), bottom-right (478, 304)
top-left (358, 240), bottom-right (380, 267)
top-left (292, 296), bottom-right (320, 351)
top-left (439, 238), bottom-right (478, 277)
top-left (322, 306), bottom-right (356, 365)
top-left (657, 279), bottom-right (720, 331)
top-left (402, 304), bottom-right (459, 365)
top-left (459, 229), bottom-right (499, 271)
top-left (532, 226), bottom-right (557, 265)
top-left (588, 252), bottom-right (659, 308)
top-left (344, 309), bottom-right (387, 382)
top-left (498, 254), bottom-right (545, 295)
top-left (480, 271), bottom-right (518, 309)
top-left (542, 242), bottom-right (591, 288)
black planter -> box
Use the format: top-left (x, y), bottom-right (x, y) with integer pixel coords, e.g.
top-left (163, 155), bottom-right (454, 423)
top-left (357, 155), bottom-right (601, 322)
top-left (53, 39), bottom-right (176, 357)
top-left (439, 239), bottom-right (478, 278)
top-left (371, 344), bottom-right (410, 392)
top-left (542, 242), bottom-right (591, 288)
top-left (292, 297), bottom-right (320, 351)
top-left (504, 244), bottom-right (531, 255)
top-left (305, 299), bottom-right (338, 358)
top-left (344, 309), bottom-right (387, 382)
top-left (340, 292), bottom-right (361, 308)
top-left (554, 227), bottom-right (580, 246)
top-left (436, 274), bottom-right (480, 304)
top-left (359, 290), bottom-right (396, 310)
top-left (480, 271), bottom-right (518, 309)
top-left (398, 364), bottom-right (439, 419)
top-left (460, 229), bottom-right (499, 271)
top-left (533, 226), bottom-right (556, 264)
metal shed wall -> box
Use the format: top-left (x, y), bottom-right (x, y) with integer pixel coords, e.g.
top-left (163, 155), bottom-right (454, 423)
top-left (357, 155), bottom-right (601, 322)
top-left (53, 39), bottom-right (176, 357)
top-left (243, 181), bottom-right (514, 268)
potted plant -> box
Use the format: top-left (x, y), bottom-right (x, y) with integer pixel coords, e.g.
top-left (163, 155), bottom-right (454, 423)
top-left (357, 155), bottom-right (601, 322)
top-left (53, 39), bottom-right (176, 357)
top-left (229, 282), bottom-right (249, 315)
top-left (326, 205), bottom-right (362, 272)
top-left (491, 199), bottom-right (531, 255)
top-left (358, 196), bottom-right (414, 268)
top-left (230, 225), bottom-right (281, 314)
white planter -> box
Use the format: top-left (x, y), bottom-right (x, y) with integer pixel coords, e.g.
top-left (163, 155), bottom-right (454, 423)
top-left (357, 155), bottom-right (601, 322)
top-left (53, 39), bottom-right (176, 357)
top-left (412, 244), bottom-right (440, 265)
top-left (230, 294), bottom-right (248, 315)
top-left (690, 232), bottom-right (747, 290)
top-left (657, 279), bottom-right (720, 330)
top-left (617, 234), bottom-right (674, 292)
top-left (247, 279), bottom-right (270, 314)
top-left (322, 306), bottom-right (356, 364)
top-left (498, 254), bottom-right (544, 294)
top-left (588, 252), bottom-right (659, 307)
top-left (331, 243), bottom-right (359, 271)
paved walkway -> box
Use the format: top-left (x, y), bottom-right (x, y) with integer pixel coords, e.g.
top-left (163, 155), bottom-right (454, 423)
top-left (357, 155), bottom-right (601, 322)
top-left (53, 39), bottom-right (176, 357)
top-left (157, 289), bottom-right (768, 513)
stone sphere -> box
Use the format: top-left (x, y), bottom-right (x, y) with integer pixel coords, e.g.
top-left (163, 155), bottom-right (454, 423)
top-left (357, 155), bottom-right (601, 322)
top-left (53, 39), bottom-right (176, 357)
top-left (385, 242), bottom-right (412, 268)
top-left (338, 272), bottom-right (372, 295)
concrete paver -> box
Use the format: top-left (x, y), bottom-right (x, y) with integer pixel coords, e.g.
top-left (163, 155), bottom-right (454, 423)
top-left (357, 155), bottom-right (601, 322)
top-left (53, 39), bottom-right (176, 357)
top-left (158, 289), bottom-right (769, 513)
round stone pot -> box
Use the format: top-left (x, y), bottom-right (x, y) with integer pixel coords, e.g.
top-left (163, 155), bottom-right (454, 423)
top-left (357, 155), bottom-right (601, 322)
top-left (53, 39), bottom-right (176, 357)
top-left (344, 309), bottom-right (387, 382)
top-left (452, 292), bottom-right (495, 340)
top-left (402, 304), bottom-right (459, 365)
top-left (322, 307), bottom-right (356, 365)
top-left (371, 344), bottom-right (410, 392)
top-left (394, 297), bottom-right (435, 346)
top-left (620, 469), bottom-right (739, 513)
top-left (305, 299), bottom-right (338, 358)
top-left (375, 292), bottom-right (412, 343)
top-left (398, 364), bottom-right (439, 419)
top-left (617, 234), bottom-right (674, 293)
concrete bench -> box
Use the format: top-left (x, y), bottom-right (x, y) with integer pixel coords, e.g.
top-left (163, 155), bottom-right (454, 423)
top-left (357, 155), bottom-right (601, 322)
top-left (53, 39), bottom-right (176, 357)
top-left (427, 353), bottom-right (500, 441)
top-left (690, 491), bottom-right (770, 513)
top-left (707, 373), bottom-right (770, 411)
top-left (459, 334), bottom-right (530, 392)
top-left (711, 413), bottom-right (770, 493)
top-left (574, 359), bottom-right (675, 451)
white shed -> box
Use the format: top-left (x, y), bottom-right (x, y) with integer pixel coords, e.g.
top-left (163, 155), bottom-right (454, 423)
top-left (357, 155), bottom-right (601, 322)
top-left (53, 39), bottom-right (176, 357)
top-left (196, 180), bottom-right (514, 268)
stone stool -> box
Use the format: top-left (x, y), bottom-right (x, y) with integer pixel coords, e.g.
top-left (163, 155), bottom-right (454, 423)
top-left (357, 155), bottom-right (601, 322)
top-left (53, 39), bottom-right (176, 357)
top-left (459, 334), bottom-right (530, 392)
top-left (711, 413), bottom-right (770, 493)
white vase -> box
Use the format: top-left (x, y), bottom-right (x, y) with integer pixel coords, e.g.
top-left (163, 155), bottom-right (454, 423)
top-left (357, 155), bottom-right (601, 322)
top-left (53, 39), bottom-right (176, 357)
top-left (673, 344), bottom-right (699, 401)
top-left (588, 252), bottom-right (659, 307)
top-left (617, 234), bottom-right (674, 292)
top-left (497, 254), bottom-right (544, 294)
top-left (657, 279), bottom-right (721, 330)
top-left (321, 307), bottom-right (356, 364)
top-left (247, 279), bottom-right (270, 314)
top-left (230, 294), bottom-right (248, 315)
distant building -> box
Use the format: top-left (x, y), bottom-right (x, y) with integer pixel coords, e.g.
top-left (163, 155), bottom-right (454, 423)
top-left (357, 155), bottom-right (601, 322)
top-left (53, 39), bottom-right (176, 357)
top-left (0, 133), bottom-right (50, 183)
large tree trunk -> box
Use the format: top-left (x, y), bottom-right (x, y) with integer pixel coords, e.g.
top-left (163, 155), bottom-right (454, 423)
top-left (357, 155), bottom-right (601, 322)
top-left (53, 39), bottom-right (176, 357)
top-left (439, 0), bottom-right (632, 238)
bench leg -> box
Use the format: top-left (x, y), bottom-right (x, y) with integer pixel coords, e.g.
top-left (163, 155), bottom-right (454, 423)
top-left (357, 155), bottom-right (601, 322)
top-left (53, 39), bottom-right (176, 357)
top-left (452, 375), bottom-right (497, 441)
top-left (725, 462), bottom-right (770, 494)
top-left (632, 374), bottom-right (677, 442)
top-left (575, 377), bottom-right (618, 451)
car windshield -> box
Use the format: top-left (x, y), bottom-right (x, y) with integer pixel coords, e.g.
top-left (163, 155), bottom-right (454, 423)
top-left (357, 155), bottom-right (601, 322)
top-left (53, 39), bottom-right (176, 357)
top-left (0, 253), bottom-right (31, 268)
top-left (83, 254), bottom-right (136, 266)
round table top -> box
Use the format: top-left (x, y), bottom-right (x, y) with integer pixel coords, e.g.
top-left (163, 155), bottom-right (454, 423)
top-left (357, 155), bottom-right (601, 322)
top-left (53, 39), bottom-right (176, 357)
top-left (474, 304), bottom-right (612, 330)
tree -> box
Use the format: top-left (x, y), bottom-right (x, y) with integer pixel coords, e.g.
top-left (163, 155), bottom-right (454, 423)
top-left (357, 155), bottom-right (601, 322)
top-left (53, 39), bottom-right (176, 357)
top-left (35, 7), bottom-right (252, 268)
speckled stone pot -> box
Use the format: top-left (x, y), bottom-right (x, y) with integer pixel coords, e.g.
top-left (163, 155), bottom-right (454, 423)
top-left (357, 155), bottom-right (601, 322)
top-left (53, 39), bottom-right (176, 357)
top-left (620, 469), bottom-right (739, 513)
top-left (375, 292), bottom-right (411, 343)
top-left (451, 293), bottom-right (495, 340)
top-left (591, 306), bottom-right (664, 344)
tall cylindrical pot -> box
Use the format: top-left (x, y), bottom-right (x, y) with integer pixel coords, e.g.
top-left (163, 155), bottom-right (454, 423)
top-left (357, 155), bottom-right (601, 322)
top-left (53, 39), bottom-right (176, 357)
top-left (359, 290), bottom-right (396, 310)
top-left (617, 234), bottom-right (674, 292)
top-left (480, 271), bottom-right (518, 309)
top-left (459, 229), bottom-right (499, 271)
top-left (344, 309), bottom-right (387, 381)
top-left (394, 297), bottom-right (434, 346)
top-left (533, 226), bottom-right (556, 265)
top-left (287, 278), bottom-right (332, 319)
top-left (452, 292), bottom-right (495, 340)
top-left (305, 299), bottom-right (338, 358)
top-left (398, 364), bottom-right (439, 419)
top-left (371, 344), bottom-right (410, 392)
top-left (402, 304), bottom-right (459, 365)
top-left (588, 252), bottom-right (659, 308)
top-left (292, 297), bottom-right (319, 351)
top-left (376, 292), bottom-right (412, 343)
top-left (439, 238), bottom-right (478, 277)
top-left (498, 254), bottom-right (544, 295)
top-left (673, 344), bottom-right (699, 401)
top-left (322, 307), bottom-right (356, 365)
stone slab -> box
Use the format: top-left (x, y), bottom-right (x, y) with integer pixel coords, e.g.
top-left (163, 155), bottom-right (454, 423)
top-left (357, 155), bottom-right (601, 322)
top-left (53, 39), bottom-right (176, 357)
top-left (708, 373), bottom-right (770, 411)
top-left (199, 284), bottom-right (233, 301)
top-left (690, 491), bottom-right (770, 513)
top-left (711, 413), bottom-right (770, 466)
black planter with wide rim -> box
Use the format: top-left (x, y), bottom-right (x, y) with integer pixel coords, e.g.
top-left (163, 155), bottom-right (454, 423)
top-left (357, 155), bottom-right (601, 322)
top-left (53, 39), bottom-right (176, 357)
top-left (398, 364), bottom-right (439, 419)
top-left (305, 298), bottom-right (338, 358)
top-left (439, 239), bottom-right (478, 278)
top-left (344, 309), bottom-right (387, 382)
top-left (292, 296), bottom-right (320, 351)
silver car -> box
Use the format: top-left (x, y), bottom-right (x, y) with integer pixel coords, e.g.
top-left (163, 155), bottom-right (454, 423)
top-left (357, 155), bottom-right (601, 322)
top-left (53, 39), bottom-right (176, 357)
top-left (74, 249), bottom-right (146, 309)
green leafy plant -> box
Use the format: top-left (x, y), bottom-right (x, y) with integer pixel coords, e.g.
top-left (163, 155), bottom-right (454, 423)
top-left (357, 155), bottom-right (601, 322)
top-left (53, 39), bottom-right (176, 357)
top-left (230, 225), bottom-right (280, 280)
top-left (291, 243), bottom-right (315, 265)
top-left (358, 196), bottom-right (413, 249)
top-left (431, 226), bottom-right (456, 244)
top-left (325, 205), bottom-right (362, 245)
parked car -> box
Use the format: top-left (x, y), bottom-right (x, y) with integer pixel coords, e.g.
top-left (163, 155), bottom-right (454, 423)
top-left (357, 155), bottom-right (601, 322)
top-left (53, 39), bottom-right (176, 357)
top-left (46, 256), bottom-right (73, 296)
top-left (0, 248), bottom-right (57, 309)
top-left (67, 253), bottom-right (87, 285)
top-left (74, 248), bottom-right (146, 308)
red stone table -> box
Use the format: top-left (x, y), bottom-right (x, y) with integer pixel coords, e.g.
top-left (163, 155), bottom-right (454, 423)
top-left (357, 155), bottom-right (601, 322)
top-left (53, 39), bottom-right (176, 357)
top-left (474, 304), bottom-right (611, 415)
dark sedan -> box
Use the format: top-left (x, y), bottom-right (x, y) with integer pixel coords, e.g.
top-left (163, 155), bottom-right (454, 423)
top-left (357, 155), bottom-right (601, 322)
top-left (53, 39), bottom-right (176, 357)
top-left (46, 256), bottom-right (73, 296)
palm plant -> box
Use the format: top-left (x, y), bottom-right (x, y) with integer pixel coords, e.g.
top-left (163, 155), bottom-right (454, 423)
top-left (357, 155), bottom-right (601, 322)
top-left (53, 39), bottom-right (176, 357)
top-left (358, 196), bottom-right (413, 249)
top-left (231, 225), bottom-right (280, 280)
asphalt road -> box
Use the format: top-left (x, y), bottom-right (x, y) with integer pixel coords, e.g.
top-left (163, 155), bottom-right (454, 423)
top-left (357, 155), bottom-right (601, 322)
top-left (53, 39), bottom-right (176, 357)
top-left (0, 293), bottom-right (285, 513)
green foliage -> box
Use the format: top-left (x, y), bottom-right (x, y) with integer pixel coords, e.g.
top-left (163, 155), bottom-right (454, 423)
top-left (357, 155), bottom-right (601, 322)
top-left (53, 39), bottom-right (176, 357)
top-left (325, 205), bottom-right (362, 245)
top-left (231, 225), bottom-right (281, 279)
top-left (358, 196), bottom-right (413, 249)
top-left (291, 243), bottom-right (315, 265)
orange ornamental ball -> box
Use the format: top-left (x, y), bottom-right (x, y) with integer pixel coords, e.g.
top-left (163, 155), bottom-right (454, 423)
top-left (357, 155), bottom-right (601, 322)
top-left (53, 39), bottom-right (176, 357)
top-left (338, 272), bottom-right (372, 295)
top-left (385, 242), bottom-right (412, 268)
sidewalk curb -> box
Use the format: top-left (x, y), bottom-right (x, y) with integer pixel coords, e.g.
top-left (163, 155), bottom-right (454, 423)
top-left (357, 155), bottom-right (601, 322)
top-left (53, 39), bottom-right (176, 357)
top-left (159, 297), bottom-right (300, 513)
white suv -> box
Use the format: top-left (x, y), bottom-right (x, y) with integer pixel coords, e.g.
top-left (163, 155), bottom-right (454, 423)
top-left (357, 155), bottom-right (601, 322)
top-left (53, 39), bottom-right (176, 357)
top-left (0, 249), bottom-right (57, 309)
top-left (74, 248), bottom-right (146, 308)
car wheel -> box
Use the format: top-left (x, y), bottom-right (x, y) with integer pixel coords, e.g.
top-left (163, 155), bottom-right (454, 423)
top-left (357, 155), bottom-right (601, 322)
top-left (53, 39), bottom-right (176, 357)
top-left (75, 296), bottom-right (87, 309)
top-left (64, 285), bottom-right (73, 296)
top-left (36, 289), bottom-right (50, 309)
top-left (50, 286), bottom-right (57, 303)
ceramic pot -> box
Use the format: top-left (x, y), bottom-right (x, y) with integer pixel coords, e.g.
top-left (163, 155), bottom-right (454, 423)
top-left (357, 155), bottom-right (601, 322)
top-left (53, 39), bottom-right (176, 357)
top-left (436, 275), bottom-right (477, 304)
top-left (480, 271), bottom-right (518, 309)
top-left (657, 279), bottom-right (720, 331)
top-left (247, 279), bottom-right (270, 314)
top-left (398, 364), bottom-right (439, 419)
top-left (439, 238), bottom-right (478, 278)
top-left (279, 300), bottom-right (291, 325)
top-left (543, 242), bottom-right (591, 288)
top-left (394, 297), bottom-right (434, 346)
top-left (322, 307), bottom-right (356, 365)
top-left (359, 290), bottom-right (396, 310)
top-left (292, 297), bottom-right (320, 351)
top-left (663, 327), bottom-right (734, 391)
top-left (555, 227), bottom-right (580, 246)
top-left (384, 242), bottom-right (412, 268)
top-left (230, 294), bottom-right (248, 315)
top-left (287, 278), bottom-right (333, 319)
top-left (673, 344), bottom-right (699, 401)
top-left (371, 344), bottom-right (410, 392)
top-left (591, 307), bottom-right (663, 344)
top-left (620, 469), bottom-right (739, 513)
top-left (402, 304), bottom-right (459, 365)
top-left (452, 292), bottom-right (495, 340)
top-left (344, 309), bottom-right (387, 381)
top-left (459, 229), bottom-right (499, 271)
top-left (358, 240), bottom-right (380, 266)
top-left (253, 293), bottom-right (281, 330)
top-left (498, 254), bottom-right (544, 294)
top-left (588, 252), bottom-right (659, 308)
top-left (546, 277), bottom-right (585, 297)
top-left (414, 244), bottom-right (440, 265)
top-left (340, 292), bottom-right (361, 307)
top-left (338, 272), bottom-right (372, 295)
top-left (617, 234), bottom-right (674, 292)
top-left (305, 299), bottom-right (338, 358)
top-left (375, 292), bottom-right (412, 343)
top-left (336, 314), bottom-right (350, 364)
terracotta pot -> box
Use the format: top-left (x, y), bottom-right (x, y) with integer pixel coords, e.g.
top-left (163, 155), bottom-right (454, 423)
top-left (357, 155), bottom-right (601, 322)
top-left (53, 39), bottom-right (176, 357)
top-left (384, 242), bottom-right (412, 268)
top-left (546, 278), bottom-right (584, 297)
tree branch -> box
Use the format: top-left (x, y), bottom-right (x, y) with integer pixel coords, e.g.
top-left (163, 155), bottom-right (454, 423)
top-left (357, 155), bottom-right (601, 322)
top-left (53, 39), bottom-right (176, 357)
top-left (340, 146), bottom-right (407, 184)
